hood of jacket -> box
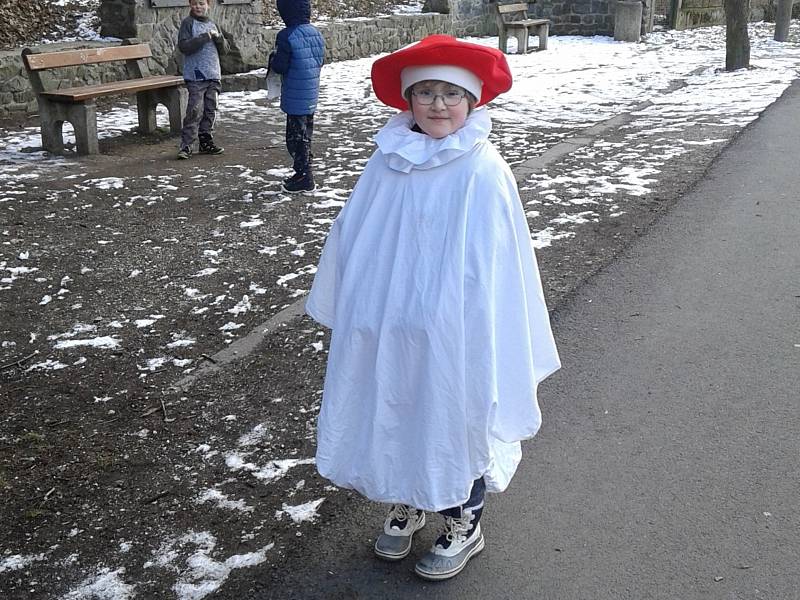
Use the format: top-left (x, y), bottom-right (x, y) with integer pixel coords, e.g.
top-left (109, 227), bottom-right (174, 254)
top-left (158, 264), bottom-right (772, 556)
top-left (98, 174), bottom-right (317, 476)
top-left (277, 0), bottom-right (311, 26)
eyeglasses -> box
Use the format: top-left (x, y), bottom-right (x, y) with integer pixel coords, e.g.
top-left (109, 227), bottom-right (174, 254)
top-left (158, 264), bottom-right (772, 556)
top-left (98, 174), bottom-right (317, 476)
top-left (411, 89), bottom-right (467, 106)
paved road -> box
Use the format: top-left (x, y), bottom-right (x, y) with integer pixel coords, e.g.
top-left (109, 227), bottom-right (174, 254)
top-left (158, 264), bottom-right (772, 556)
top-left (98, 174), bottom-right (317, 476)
top-left (265, 82), bottom-right (800, 599)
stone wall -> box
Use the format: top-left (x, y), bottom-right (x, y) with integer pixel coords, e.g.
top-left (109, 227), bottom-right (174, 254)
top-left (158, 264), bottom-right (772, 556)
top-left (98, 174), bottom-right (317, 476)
top-left (674, 0), bottom-right (724, 29)
top-left (1, 41), bottom-right (133, 117)
top-left (99, 0), bottom-right (491, 73)
top-left (99, 0), bottom-right (267, 74)
top-left (1, 1), bottom-right (493, 118)
top-left (523, 0), bottom-right (614, 35)
top-left (664, 0), bottom-right (771, 27)
top-left (323, 13), bottom-right (460, 62)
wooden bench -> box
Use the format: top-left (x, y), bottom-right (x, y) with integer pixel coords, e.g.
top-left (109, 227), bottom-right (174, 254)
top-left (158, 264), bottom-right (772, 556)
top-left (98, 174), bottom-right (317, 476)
top-left (492, 3), bottom-right (550, 54)
top-left (22, 42), bottom-right (187, 155)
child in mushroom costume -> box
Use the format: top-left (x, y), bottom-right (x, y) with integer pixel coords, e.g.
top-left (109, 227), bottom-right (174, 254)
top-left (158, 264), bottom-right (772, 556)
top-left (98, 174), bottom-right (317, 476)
top-left (306, 35), bottom-right (560, 580)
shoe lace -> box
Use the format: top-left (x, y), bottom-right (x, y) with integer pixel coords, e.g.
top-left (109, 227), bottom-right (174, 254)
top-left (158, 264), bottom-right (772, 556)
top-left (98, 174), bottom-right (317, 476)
top-left (438, 511), bottom-right (474, 548)
top-left (388, 503), bottom-right (416, 525)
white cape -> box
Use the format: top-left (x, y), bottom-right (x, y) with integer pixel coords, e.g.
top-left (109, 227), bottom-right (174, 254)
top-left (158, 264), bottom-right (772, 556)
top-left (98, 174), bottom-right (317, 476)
top-left (306, 109), bottom-right (560, 511)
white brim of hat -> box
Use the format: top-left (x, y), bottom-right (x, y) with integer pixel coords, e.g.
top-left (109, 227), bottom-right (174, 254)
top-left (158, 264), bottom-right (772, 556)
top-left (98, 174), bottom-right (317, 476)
top-left (400, 65), bottom-right (483, 101)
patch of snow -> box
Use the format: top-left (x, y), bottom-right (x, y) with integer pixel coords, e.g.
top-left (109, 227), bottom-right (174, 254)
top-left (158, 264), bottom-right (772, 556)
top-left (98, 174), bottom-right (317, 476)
top-left (276, 498), bottom-right (325, 524)
top-left (0, 553), bottom-right (46, 573)
top-left (62, 567), bottom-right (136, 600)
top-left (53, 336), bottom-right (120, 350)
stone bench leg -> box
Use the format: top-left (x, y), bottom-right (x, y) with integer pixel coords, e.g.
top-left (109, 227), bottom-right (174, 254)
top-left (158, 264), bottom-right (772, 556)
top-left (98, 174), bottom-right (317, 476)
top-left (72, 102), bottom-right (100, 155)
top-left (136, 86), bottom-right (187, 136)
top-left (38, 98), bottom-right (99, 155)
top-left (537, 24), bottom-right (549, 51)
top-left (37, 98), bottom-right (65, 155)
top-left (136, 91), bottom-right (158, 134)
top-left (513, 28), bottom-right (529, 54)
top-left (498, 29), bottom-right (510, 54)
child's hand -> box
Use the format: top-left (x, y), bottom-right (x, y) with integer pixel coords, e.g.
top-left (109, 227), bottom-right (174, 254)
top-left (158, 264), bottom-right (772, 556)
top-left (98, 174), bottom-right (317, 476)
top-left (209, 30), bottom-right (220, 40)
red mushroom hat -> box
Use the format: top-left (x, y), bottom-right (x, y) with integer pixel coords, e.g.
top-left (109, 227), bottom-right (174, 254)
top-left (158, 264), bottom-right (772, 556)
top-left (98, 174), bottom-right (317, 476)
top-left (371, 34), bottom-right (513, 110)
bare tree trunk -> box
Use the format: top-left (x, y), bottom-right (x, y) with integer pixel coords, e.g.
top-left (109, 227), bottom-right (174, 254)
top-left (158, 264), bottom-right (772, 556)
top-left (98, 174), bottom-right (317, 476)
top-left (724, 0), bottom-right (751, 71)
top-left (763, 0), bottom-right (776, 21)
top-left (774, 0), bottom-right (793, 41)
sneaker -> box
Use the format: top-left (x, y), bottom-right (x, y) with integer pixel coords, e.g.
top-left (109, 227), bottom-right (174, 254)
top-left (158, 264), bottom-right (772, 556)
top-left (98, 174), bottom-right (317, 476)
top-left (177, 147), bottom-right (192, 160)
top-left (414, 512), bottom-right (484, 581)
top-left (374, 504), bottom-right (426, 561)
top-left (282, 173), bottom-right (316, 194)
top-left (198, 141), bottom-right (224, 155)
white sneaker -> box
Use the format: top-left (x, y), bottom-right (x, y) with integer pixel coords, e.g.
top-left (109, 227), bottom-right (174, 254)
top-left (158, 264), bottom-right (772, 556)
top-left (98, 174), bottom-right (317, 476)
top-left (414, 512), bottom-right (484, 580)
top-left (374, 504), bottom-right (426, 561)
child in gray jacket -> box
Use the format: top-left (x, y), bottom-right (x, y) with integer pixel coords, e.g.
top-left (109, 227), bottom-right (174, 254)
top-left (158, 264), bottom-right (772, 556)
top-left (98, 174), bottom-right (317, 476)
top-left (177, 0), bottom-right (230, 159)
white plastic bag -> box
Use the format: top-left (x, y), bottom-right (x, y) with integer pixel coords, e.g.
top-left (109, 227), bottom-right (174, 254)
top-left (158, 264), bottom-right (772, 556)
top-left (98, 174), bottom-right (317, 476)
top-left (266, 51), bottom-right (281, 101)
top-left (266, 69), bottom-right (282, 101)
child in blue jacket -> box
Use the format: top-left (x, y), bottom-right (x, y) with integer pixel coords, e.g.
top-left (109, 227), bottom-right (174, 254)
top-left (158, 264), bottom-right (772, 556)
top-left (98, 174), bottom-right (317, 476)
top-left (270, 0), bottom-right (325, 193)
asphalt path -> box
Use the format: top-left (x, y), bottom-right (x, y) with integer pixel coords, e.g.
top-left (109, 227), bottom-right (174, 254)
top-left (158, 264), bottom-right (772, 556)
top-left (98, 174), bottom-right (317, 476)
top-left (265, 82), bottom-right (800, 599)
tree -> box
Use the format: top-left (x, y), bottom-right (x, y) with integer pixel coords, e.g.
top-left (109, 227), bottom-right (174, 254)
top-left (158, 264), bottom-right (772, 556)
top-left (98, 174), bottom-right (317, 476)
top-left (723, 0), bottom-right (751, 70)
top-left (774, 0), bottom-right (793, 41)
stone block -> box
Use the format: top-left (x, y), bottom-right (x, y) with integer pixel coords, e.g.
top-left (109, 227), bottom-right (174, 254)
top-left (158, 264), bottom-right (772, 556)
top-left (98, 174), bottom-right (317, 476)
top-left (15, 90), bottom-right (36, 104)
top-left (423, 0), bottom-right (452, 13)
top-left (11, 101), bottom-right (32, 115)
top-left (614, 0), bottom-right (643, 41)
top-left (136, 23), bottom-right (156, 42)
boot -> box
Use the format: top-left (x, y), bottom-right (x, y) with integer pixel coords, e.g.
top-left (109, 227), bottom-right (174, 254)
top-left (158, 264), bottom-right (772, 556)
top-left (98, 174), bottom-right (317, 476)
top-left (283, 172), bottom-right (304, 187)
top-left (414, 505), bottom-right (484, 580)
top-left (374, 504), bottom-right (426, 561)
top-left (198, 133), bottom-right (224, 155)
top-left (281, 171), bottom-right (315, 193)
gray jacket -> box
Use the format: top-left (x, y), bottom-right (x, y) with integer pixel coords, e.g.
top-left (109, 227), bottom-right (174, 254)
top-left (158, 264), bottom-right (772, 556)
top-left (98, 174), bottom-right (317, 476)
top-left (178, 15), bottom-right (230, 81)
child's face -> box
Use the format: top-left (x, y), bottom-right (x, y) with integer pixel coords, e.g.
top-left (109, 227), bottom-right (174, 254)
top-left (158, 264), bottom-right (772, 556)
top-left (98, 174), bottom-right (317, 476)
top-left (190, 0), bottom-right (209, 17)
top-left (410, 80), bottom-right (470, 139)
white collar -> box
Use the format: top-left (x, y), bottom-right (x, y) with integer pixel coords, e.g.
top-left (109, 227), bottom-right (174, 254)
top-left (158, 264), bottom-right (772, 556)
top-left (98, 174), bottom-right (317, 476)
top-left (374, 108), bottom-right (492, 173)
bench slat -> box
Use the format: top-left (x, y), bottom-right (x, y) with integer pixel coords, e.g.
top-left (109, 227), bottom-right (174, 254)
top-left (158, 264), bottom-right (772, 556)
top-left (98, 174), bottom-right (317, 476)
top-left (24, 44), bottom-right (152, 71)
top-left (41, 75), bottom-right (184, 102)
top-left (497, 3), bottom-right (531, 13)
top-left (504, 18), bottom-right (549, 26)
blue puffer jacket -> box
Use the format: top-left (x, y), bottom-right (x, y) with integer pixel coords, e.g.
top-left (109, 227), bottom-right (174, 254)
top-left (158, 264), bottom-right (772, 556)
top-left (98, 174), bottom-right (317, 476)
top-left (271, 0), bottom-right (325, 116)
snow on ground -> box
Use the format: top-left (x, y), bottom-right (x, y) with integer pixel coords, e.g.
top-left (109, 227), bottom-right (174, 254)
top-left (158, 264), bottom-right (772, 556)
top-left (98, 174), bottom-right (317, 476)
top-left (3, 24), bottom-right (800, 351)
top-left (2, 20), bottom-right (800, 599)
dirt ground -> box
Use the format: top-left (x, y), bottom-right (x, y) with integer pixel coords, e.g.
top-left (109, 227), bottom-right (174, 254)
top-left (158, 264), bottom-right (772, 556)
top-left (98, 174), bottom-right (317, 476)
top-left (0, 77), bottom-right (738, 598)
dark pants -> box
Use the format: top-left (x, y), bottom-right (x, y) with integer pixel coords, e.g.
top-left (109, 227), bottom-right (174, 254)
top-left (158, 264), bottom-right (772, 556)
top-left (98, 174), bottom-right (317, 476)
top-left (440, 477), bottom-right (486, 521)
top-left (180, 79), bottom-right (221, 149)
top-left (286, 114), bottom-right (314, 177)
